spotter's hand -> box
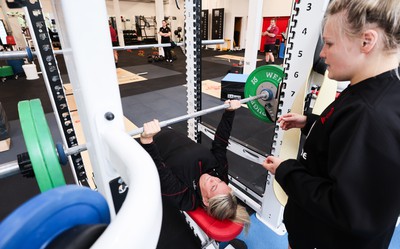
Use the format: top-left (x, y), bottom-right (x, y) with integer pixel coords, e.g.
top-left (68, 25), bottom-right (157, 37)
top-left (262, 156), bottom-right (282, 175)
top-left (278, 113), bottom-right (307, 131)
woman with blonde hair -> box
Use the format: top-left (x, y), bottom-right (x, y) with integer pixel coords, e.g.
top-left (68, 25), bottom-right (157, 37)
top-left (140, 99), bottom-right (250, 232)
top-left (263, 0), bottom-right (400, 248)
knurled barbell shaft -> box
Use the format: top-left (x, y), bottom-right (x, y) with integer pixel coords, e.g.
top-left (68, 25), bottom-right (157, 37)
top-left (64, 93), bottom-right (268, 156)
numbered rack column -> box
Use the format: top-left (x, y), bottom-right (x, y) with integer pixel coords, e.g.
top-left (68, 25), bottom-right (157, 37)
top-left (6, 0), bottom-right (89, 186)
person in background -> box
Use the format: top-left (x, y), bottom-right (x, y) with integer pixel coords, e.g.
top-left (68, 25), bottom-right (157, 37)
top-left (109, 22), bottom-right (119, 66)
top-left (262, 0), bottom-right (400, 248)
top-left (139, 100), bottom-right (250, 231)
top-left (262, 18), bottom-right (279, 64)
top-left (159, 20), bottom-right (173, 63)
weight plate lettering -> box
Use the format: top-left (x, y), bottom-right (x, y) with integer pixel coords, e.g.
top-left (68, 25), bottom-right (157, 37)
top-left (244, 65), bottom-right (284, 122)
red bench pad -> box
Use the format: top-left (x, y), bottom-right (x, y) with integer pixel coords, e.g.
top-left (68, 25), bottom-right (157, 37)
top-left (186, 207), bottom-right (243, 242)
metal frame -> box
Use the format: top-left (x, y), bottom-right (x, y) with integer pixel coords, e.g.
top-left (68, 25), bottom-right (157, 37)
top-left (2, 0), bottom-right (225, 246)
top-left (196, 0), bottom-right (331, 236)
top-left (6, 0), bottom-right (88, 187)
top-left (0, 40), bottom-right (224, 61)
top-left (8, 0), bottom-right (163, 247)
top-left (199, 122), bottom-right (286, 235)
top-left (3, 0), bottom-right (335, 246)
top-left (182, 212), bottom-right (220, 249)
top-left (184, 0), bottom-right (202, 142)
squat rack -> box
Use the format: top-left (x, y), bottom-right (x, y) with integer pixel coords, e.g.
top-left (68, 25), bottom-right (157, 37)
top-left (2, 0), bottom-right (332, 246)
top-left (7, 0), bottom-right (162, 248)
top-left (198, 0), bottom-right (331, 235)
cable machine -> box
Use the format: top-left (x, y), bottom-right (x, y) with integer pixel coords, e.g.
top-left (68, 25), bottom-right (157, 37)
top-left (136, 15), bottom-right (157, 43)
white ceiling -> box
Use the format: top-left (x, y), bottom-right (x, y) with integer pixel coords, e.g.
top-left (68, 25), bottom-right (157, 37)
top-left (107, 0), bottom-right (169, 3)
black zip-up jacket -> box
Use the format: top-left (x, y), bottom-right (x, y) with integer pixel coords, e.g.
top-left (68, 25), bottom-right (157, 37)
top-left (140, 110), bottom-right (235, 211)
top-left (276, 68), bottom-right (400, 249)
top-left (159, 26), bottom-right (171, 44)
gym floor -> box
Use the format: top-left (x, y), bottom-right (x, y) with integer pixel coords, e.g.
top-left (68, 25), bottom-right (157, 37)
top-left (0, 48), bottom-right (399, 248)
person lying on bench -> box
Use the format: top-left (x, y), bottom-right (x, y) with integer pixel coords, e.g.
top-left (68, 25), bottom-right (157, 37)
top-left (139, 100), bottom-right (250, 230)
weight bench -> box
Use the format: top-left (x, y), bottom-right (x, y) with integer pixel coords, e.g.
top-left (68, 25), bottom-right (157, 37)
top-left (183, 207), bottom-right (244, 249)
top-left (152, 129), bottom-right (245, 248)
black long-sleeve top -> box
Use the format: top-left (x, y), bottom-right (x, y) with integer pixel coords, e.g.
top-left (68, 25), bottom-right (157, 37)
top-left (276, 68), bottom-right (400, 249)
top-left (140, 110), bottom-right (235, 211)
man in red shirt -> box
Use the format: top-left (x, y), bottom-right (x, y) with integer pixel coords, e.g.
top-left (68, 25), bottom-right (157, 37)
top-left (262, 18), bottom-right (279, 64)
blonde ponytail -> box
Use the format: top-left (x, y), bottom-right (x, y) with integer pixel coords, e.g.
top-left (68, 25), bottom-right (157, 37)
top-left (326, 0), bottom-right (400, 51)
top-left (207, 193), bottom-right (251, 234)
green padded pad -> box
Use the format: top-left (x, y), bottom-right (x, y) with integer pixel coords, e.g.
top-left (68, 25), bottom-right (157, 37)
top-left (30, 99), bottom-right (66, 188)
top-left (18, 100), bottom-right (53, 192)
top-left (0, 65), bottom-right (14, 77)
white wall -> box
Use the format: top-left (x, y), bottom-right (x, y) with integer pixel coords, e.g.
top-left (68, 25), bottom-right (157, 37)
top-left (0, 0), bottom-right (58, 49)
top-left (106, 1), bottom-right (159, 30)
top-left (201, 0), bottom-right (292, 50)
top-left (263, 0), bottom-right (293, 16)
top-left (165, 0), bottom-right (184, 41)
top-left (0, 0), bottom-right (293, 50)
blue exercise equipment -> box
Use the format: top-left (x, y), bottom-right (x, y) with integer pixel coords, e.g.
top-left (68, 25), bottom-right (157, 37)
top-left (279, 42), bottom-right (285, 59)
top-left (0, 185), bottom-right (110, 249)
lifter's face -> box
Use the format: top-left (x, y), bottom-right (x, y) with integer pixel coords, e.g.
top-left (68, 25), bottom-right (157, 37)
top-left (199, 173), bottom-right (231, 206)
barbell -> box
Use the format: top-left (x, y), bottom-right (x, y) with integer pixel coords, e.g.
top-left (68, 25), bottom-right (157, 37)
top-left (61, 93), bottom-right (267, 156)
top-left (61, 65), bottom-right (283, 156)
top-left (15, 65), bottom-right (283, 191)
top-left (0, 39), bottom-right (224, 62)
top-left (42, 92), bottom-right (269, 167)
top-left (55, 93), bottom-right (272, 164)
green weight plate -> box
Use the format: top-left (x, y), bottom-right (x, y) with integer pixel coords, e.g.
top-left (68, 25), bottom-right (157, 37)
top-left (18, 100), bottom-right (53, 192)
top-left (30, 99), bottom-right (66, 188)
top-left (0, 66), bottom-right (14, 77)
top-left (245, 65), bottom-right (284, 122)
